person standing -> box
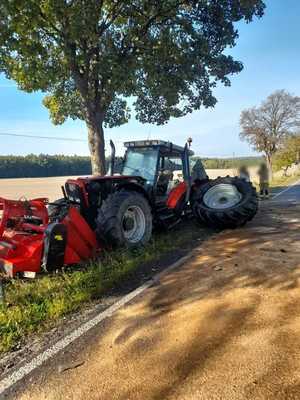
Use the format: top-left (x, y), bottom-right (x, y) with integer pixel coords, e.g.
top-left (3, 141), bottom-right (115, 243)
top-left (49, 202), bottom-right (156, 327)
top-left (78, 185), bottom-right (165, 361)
top-left (258, 163), bottom-right (270, 199)
top-left (238, 165), bottom-right (250, 182)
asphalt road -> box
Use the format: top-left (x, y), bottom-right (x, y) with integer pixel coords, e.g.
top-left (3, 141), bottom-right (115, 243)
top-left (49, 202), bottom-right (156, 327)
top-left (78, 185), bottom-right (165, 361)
top-left (6, 182), bottom-right (300, 400)
top-left (271, 180), bottom-right (300, 203)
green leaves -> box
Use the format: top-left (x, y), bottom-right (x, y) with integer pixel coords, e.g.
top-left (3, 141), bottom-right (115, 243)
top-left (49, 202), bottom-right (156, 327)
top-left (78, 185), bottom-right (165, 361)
top-left (274, 135), bottom-right (300, 171)
top-left (0, 0), bottom-right (265, 130)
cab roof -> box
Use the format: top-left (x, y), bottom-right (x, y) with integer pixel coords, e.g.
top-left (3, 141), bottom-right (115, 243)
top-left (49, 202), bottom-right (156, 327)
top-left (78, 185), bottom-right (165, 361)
top-left (124, 140), bottom-right (194, 157)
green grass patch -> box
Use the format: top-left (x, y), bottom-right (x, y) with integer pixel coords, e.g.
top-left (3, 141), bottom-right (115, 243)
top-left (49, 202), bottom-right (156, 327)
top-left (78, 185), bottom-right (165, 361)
top-left (270, 172), bottom-right (300, 190)
top-left (253, 172), bottom-right (300, 194)
top-left (0, 222), bottom-right (205, 355)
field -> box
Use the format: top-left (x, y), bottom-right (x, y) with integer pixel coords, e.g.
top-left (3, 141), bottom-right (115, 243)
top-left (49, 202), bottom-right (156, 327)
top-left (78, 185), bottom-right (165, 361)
top-left (0, 170), bottom-right (240, 201)
top-left (0, 176), bottom-right (82, 202)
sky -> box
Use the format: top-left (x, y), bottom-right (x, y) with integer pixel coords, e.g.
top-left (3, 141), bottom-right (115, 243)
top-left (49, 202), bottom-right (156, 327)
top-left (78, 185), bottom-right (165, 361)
top-left (0, 0), bottom-right (299, 158)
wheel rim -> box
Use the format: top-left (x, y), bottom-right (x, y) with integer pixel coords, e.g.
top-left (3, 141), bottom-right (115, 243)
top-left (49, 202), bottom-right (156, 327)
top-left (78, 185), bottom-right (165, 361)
top-left (203, 184), bottom-right (242, 209)
top-left (122, 205), bottom-right (146, 243)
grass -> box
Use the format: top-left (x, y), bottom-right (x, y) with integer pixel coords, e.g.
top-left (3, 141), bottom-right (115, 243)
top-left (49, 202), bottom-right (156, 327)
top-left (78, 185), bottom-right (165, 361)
top-left (270, 172), bottom-right (300, 189)
top-left (252, 172), bottom-right (300, 194)
top-left (0, 221), bottom-right (205, 355)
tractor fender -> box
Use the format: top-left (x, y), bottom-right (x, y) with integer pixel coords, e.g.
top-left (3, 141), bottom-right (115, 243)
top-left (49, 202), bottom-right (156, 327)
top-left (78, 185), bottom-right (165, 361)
top-left (167, 181), bottom-right (187, 211)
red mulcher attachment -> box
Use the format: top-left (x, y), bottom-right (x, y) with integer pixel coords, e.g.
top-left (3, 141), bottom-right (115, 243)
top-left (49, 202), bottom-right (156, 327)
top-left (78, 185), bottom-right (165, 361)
top-left (0, 197), bottom-right (99, 277)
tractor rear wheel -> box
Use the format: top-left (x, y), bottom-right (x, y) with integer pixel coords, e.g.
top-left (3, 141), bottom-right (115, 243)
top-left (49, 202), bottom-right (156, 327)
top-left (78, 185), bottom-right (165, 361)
top-left (96, 190), bottom-right (152, 248)
top-left (192, 176), bottom-right (258, 229)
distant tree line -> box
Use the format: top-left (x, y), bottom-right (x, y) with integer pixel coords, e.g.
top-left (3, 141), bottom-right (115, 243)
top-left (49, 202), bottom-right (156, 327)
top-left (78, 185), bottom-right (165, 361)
top-left (0, 154), bottom-right (92, 178)
top-left (0, 154), bottom-right (263, 179)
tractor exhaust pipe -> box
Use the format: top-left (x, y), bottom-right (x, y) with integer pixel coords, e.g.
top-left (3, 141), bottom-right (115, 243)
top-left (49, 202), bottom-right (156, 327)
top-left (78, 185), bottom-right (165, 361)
top-left (110, 140), bottom-right (116, 176)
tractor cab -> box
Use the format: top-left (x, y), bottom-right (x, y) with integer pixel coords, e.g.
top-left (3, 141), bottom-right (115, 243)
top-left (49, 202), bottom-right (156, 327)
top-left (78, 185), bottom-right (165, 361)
top-left (122, 140), bottom-right (198, 202)
top-left (59, 139), bottom-right (208, 237)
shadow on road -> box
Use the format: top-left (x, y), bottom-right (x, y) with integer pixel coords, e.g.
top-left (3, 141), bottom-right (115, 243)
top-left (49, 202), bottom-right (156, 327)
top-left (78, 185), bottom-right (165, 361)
top-left (106, 197), bottom-right (300, 400)
top-left (17, 182), bottom-right (300, 400)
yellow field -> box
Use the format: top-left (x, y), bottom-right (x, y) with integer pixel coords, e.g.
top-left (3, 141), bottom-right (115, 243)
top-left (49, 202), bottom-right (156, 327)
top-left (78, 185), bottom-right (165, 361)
top-left (0, 176), bottom-right (81, 201)
top-left (0, 169), bottom-right (256, 202)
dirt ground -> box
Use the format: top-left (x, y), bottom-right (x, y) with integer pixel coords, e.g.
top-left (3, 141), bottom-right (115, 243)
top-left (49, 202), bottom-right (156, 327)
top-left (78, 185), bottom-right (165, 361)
top-left (7, 184), bottom-right (300, 400)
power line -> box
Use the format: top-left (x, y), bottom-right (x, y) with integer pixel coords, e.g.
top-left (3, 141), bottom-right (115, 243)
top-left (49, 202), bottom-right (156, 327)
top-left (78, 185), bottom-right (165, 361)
top-left (0, 131), bottom-right (125, 144)
top-left (0, 132), bottom-right (86, 142)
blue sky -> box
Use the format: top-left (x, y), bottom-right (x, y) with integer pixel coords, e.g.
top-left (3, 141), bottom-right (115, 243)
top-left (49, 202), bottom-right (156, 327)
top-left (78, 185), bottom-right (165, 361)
top-left (0, 0), bottom-right (299, 157)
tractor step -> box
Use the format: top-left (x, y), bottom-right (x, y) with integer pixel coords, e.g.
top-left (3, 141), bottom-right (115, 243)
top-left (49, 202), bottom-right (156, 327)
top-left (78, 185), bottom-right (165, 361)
top-left (156, 206), bottom-right (180, 229)
top-left (158, 211), bottom-right (174, 221)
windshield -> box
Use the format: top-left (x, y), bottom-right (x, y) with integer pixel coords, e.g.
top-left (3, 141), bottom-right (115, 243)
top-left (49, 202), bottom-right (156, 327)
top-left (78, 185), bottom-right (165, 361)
top-left (123, 148), bottom-right (158, 183)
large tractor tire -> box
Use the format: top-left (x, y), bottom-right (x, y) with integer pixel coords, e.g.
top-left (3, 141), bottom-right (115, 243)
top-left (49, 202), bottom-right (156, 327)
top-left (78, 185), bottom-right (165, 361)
top-left (192, 176), bottom-right (258, 229)
top-left (96, 190), bottom-right (152, 248)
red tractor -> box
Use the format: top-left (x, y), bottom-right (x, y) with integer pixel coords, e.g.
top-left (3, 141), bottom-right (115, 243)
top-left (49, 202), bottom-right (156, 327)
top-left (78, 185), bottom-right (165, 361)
top-left (0, 140), bottom-right (258, 277)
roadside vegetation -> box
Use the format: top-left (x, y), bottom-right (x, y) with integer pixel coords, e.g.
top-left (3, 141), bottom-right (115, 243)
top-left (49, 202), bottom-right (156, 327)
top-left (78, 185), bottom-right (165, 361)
top-left (200, 156), bottom-right (262, 169)
top-left (0, 221), bottom-right (208, 355)
top-left (270, 171), bottom-right (300, 189)
top-left (240, 90), bottom-right (300, 179)
top-left (273, 135), bottom-right (300, 174)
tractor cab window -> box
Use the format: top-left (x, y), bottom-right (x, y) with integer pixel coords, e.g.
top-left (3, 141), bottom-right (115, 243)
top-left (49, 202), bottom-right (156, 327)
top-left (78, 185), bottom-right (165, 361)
top-left (123, 148), bottom-right (158, 184)
top-left (156, 156), bottom-right (183, 196)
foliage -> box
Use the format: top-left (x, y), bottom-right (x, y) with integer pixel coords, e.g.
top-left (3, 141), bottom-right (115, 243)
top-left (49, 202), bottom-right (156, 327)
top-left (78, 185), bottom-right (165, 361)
top-left (0, 154), bottom-right (91, 178)
top-left (240, 90), bottom-right (300, 175)
top-left (0, 154), bottom-right (125, 178)
top-left (0, 154), bottom-right (262, 179)
top-left (273, 135), bottom-right (300, 172)
top-left (0, 221), bottom-right (206, 354)
top-left (270, 170), bottom-right (300, 189)
top-left (0, 0), bottom-right (265, 174)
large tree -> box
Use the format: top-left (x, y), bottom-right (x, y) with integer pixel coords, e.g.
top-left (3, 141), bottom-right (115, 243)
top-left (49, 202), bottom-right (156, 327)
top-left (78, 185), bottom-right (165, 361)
top-left (0, 1), bottom-right (265, 175)
top-left (240, 90), bottom-right (300, 177)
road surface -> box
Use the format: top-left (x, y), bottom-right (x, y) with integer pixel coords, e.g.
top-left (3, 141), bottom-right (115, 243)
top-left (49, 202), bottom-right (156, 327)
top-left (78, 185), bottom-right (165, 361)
top-left (5, 182), bottom-right (300, 400)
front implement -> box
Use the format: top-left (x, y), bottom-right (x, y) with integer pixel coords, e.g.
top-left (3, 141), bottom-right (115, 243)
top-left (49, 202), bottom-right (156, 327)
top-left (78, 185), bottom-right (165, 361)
top-left (0, 197), bottom-right (99, 278)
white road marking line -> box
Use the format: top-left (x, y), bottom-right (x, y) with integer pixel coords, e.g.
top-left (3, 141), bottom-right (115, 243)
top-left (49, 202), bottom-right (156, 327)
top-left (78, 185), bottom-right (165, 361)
top-left (271, 179), bottom-right (300, 199)
top-left (0, 254), bottom-right (193, 396)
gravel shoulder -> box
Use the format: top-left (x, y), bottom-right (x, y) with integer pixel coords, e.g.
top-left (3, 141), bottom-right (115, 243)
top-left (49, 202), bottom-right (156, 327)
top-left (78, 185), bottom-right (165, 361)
top-left (5, 184), bottom-right (300, 400)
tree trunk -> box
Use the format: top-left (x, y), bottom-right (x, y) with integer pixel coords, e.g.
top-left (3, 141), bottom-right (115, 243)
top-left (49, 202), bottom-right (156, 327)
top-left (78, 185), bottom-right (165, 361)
top-left (283, 166), bottom-right (289, 177)
top-left (266, 153), bottom-right (273, 181)
top-left (86, 112), bottom-right (106, 176)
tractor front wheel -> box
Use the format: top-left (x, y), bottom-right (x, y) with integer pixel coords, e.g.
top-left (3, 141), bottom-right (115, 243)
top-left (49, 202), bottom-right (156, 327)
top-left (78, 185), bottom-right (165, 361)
top-left (191, 176), bottom-right (258, 229)
top-left (96, 191), bottom-right (152, 248)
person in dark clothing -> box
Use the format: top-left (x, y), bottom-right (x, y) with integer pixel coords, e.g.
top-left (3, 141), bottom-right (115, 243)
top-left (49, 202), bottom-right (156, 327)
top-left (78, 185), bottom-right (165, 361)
top-left (238, 165), bottom-right (250, 182)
